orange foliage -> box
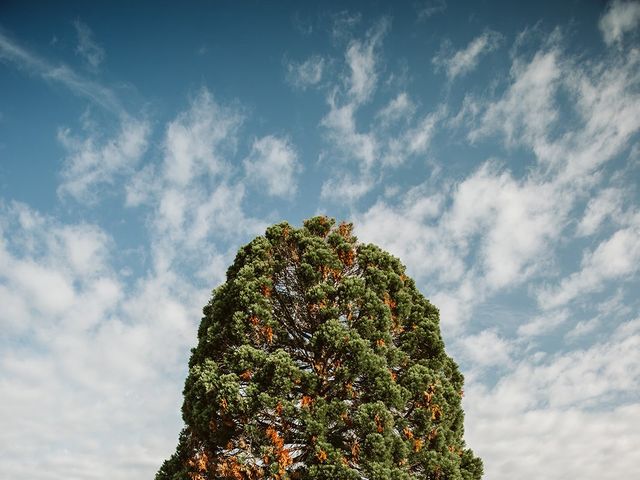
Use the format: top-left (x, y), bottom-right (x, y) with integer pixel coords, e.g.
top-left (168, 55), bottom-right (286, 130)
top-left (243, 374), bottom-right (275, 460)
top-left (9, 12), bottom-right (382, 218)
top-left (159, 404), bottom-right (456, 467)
top-left (187, 451), bottom-right (209, 480)
top-left (351, 441), bottom-right (360, 459)
top-left (423, 384), bottom-right (436, 404)
top-left (338, 248), bottom-right (355, 267)
top-left (316, 449), bottom-right (328, 462)
top-left (413, 438), bottom-right (424, 452)
top-left (338, 222), bottom-right (352, 237)
top-left (262, 325), bottom-right (274, 343)
top-left (215, 455), bottom-right (264, 480)
top-left (430, 404), bottom-right (442, 421)
top-left (345, 382), bottom-right (354, 398)
top-left (266, 426), bottom-right (292, 477)
top-left (374, 414), bottom-right (384, 433)
top-left (383, 292), bottom-right (397, 310)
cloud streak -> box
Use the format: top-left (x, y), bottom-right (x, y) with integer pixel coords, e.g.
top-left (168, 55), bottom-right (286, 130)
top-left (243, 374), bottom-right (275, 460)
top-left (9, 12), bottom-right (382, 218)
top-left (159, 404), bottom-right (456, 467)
top-left (0, 30), bottom-right (123, 115)
top-left (434, 30), bottom-right (502, 80)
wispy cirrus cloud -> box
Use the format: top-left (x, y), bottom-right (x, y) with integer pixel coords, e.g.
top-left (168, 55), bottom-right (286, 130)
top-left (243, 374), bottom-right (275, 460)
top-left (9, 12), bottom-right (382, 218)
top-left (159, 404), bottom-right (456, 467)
top-left (434, 30), bottom-right (503, 80)
top-left (285, 55), bottom-right (325, 89)
top-left (0, 30), bottom-right (123, 115)
top-left (416, 0), bottom-right (447, 21)
top-left (73, 19), bottom-right (105, 70)
top-left (310, 19), bottom-right (445, 202)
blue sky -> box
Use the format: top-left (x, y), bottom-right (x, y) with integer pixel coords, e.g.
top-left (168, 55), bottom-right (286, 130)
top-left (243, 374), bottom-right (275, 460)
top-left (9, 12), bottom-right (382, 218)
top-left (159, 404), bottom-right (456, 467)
top-left (1, 1), bottom-right (639, 478)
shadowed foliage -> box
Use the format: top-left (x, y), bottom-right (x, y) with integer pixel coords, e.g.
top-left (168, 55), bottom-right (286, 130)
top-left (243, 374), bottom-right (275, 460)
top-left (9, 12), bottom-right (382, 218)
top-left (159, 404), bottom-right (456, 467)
top-left (157, 216), bottom-right (482, 480)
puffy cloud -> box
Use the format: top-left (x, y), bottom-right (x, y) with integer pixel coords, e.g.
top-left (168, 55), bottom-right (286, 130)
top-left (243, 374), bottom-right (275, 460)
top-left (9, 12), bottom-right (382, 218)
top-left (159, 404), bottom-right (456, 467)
top-left (320, 174), bottom-right (376, 203)
top-left (469, 46), bottom-right (563, 149)
top-left (58, 117), bottom-right (150, 202)
top-left (599, 0), bottom-right (640, 46)
top-left (243, 135), bottom-right (301, 198)
top-left (433, 30), bottom-right (502, 80)
top-left (163, 88), bottom-right (242, 188)
top-left (125, 88), bottom-right (264, 275)
top-left (465, 319), bottom-right (640, 479)
top-left (455, 329), bottom-right (513, 369)
top-left (0, 202), bottom-right (208, 480)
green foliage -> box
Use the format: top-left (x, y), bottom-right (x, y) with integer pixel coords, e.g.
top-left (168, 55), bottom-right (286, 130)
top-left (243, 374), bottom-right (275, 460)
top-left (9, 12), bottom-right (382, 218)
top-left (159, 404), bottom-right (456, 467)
top-left (157, 217), bottom-right (483, 480)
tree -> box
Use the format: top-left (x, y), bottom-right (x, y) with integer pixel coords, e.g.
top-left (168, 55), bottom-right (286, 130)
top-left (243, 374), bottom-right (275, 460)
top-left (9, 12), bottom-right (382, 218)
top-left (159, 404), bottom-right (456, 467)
top-left (157, 216), bottom-right (483, 480)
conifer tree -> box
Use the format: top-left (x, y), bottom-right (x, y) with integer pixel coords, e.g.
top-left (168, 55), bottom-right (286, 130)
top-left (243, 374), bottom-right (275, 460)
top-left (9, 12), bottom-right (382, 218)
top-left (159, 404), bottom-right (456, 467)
top-left (157, 216), bottom-right (483, 480)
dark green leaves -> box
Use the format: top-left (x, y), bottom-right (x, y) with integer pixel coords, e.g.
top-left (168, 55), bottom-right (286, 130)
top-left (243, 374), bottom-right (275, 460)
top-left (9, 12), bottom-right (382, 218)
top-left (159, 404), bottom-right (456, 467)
top-left (157, 216), bottom-right (482, 480)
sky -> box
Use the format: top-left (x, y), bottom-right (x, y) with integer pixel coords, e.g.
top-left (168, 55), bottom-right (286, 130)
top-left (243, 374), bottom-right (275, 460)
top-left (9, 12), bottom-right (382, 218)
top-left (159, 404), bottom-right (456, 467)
top-left (0, 0), bottom-right (639, 478)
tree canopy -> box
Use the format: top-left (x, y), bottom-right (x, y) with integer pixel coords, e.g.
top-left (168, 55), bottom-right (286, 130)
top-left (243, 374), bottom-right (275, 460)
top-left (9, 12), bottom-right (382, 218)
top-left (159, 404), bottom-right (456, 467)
top-left (157, 216), bottom-right (482, 480)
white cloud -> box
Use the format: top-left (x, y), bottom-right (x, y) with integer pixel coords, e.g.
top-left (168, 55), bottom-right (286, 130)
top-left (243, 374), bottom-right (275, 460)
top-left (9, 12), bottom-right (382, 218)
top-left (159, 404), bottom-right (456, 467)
top-left (286, 55), bottom-right (325, 89)
top-left (0, 200), bottom-right (210, 480)
top-left (355, 189), bottom-right (462, 285)
top-left (465, 320), bottom-right (640, 479)
top-left (57, 117), bottom-right (150, 202)
top-left (243, 135), bottom-right (300, 198)
top-left (344, 19), bottom-right (389, 105)
top-left (320, 174), bottom-right (376, 203)
top-left (445, 163), bottom-right (563, 290)
top-left (125, 88), bottom-right (265, 274)
top-left (0, 31), bottom-right (123, 114)
top-left (434, 30), bottom-right (502, 80)
top-left (517, 309), bottom-right (569, 337)
top-left (576, 187), bottom-right (625, 236)
top-left (317, 22), bottom-right (444, 201)
top-left (470, 47), bottom-right (562, 148)
top-left (375, 92), bottom-right (415, 125)
top-left (565, 317), bottom-right (600, 340)
top-left (163, 88), bottom-right (242, 187)
top-left (455, 329), bottom-right (512, 369)
top-left (537, 225), bottom-right (640, 309)
top-left (73, 19), bottom-right (105, 70)
top-left (321, 99), bottom-right (378, 169)
top-left (470, 36), bottom-right (640, 182)
top-left (599, 0), bottom-right (640, 46)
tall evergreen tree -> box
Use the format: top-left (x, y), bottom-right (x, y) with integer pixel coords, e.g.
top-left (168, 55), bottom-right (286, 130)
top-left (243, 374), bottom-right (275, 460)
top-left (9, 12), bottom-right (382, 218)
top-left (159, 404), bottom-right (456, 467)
top-left (157, 217), bottom-right (482, 480)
